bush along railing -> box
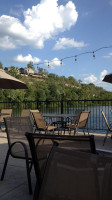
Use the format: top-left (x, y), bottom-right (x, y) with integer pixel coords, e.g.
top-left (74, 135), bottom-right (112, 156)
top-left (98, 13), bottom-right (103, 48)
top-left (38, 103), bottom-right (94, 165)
top-left (0, 99), bottom-right (112, 131)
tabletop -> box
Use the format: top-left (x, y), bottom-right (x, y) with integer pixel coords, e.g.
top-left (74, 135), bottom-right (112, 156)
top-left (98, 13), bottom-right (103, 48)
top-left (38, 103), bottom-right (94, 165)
top-left (43, 113), bottom-right (78, 118)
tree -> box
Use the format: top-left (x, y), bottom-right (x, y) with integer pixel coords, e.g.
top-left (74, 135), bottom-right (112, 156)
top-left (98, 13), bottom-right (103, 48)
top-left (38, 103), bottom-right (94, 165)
top-left (0, 61), bottom-right (3, 69)
top-left (78, 79), bottom-right (82, 84)
top-left (7, 66), bottom-right (21, 79)
top-left (37, 66), bottom-right (48, 74)
top-left (27, 61), bottom-right (34, 69)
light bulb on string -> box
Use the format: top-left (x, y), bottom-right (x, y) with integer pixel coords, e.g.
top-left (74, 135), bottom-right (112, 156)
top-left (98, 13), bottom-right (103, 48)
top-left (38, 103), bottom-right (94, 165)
top-left (36, 45), bottom-right (112, 67)
top-left (93, 51), bottom-right (95, 59)
top-left (60, 59), bottom-right (62, 65)
top-left (75, 56), bottom-right (77, 62)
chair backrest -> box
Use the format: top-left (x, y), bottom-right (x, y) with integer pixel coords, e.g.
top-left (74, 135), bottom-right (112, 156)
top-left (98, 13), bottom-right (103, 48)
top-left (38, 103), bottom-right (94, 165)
top-left (101, 111), bottom-right (110, 130)
top-left (30, 109), bottom-right (39, 113)
top-left (4, 116), bottom-right (33, 158)
top-left (0, 109), bottom-right (12, 123)
top-left (32, 112), bottom-right (47, 130)
top-left (26, 132), bottom-right (96, 189)
top-left (37, 147), bottom-right (112, 200)
top-left (78, 111), bottom-right (90, 129)
top-left (21, 109), bottom-right (30, 117)
top-left (30, 110), bottom-right (39, 123)
top-left (72, 109), bottom-right (83, 124)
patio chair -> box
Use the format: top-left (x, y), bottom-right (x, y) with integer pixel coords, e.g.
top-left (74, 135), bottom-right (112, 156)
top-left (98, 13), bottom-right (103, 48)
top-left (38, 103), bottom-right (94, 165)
top-left (21, 109), bottom-right (30, 117)
top-left (1, 116), bottom-right (34, 194)
top-left (36, 146), bottom-right (112, 200)
top-left (0, 109), bottom-right (12, 129)
top-left (66, 111), bottom-right (90, 135)
top-left (32, 112), bottom-right (57, 134)
top-left (101, 111), bottom-right (112, 145)
top-left (66, 109), bottom-right (83, 126)
top-left (30, 109), bottom-right (39, 122)
top-left (26, 133), bottom-right (96, 198)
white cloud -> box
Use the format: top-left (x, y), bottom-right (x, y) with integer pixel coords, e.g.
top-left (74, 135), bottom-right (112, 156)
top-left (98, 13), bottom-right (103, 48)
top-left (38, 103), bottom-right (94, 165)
top-left (53, 37), bottom-right (86, 50)
top-left (103, 52), bottom-right (112, 58)
top-left (0, 0), bottom-right (78, 50)
top-left (109, 1), bottom-right (112, 6)
top-left (84, 74), bottom-right (97, 83)
top-left (99, 69), bottom-right (107, 81)
top-left (82, 70), bottom-right (112, 91)
top-left (83, 70), bottom-right (108, 85)
top-left (9, 4), bottom-right (24, 17)
top-left (13, 54), bottom-right (40, 63)
top-left (44, 57), bottom-right (61, 69)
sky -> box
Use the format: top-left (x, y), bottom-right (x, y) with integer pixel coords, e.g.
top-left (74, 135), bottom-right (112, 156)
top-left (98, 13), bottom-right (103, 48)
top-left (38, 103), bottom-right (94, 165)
top-left (0, 0), bottom-right (112, 91)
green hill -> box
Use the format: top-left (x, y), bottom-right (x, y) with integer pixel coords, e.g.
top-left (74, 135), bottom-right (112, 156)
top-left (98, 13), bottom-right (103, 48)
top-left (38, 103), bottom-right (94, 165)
top-left (0, 67), bottom-right (112, 102)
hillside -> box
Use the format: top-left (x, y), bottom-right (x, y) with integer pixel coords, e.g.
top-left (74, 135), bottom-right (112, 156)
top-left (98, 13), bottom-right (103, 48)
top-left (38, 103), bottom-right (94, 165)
top-left (0, 68), bottom-right (112, 102)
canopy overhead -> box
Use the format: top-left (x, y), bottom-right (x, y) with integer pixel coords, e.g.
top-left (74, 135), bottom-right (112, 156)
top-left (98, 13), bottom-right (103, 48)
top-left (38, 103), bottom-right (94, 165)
top-left (0, 69), bottom-right (28, 89)
top-left (102, 73), bottom-right (112, 84)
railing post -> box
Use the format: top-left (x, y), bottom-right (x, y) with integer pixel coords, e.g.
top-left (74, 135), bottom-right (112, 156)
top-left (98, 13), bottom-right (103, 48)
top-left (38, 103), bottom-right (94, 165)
top-left (61, 100), bottom-right (63, 114)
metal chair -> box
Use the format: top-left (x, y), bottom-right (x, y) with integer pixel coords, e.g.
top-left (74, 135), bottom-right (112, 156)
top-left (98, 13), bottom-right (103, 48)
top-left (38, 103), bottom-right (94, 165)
top-left (32, 112), bottom-right (57, 134)
top-left (21, 109), bottom-right (30, 117)
top-left (0, 109), bottom-right (12, 129)
top-left (37, 146), bottom-right (112, 200)
top-left (101, 111), bottom-right (112, 145)
top-left (26, 133), bottom-right (96, 199)
top-left (66, 111), bottom-right (91, 135)
top-left (1, 116), bottom-right (34, 194)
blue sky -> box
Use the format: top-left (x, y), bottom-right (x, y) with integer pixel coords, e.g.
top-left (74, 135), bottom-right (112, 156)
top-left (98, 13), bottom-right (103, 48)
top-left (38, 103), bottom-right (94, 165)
top-left (0, 0), bottom-right (112, 91)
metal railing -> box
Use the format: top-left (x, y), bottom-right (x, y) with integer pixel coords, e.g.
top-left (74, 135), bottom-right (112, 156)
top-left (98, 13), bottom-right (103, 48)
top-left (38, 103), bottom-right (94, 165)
top-left (0, 99), bottom-right (112, 131)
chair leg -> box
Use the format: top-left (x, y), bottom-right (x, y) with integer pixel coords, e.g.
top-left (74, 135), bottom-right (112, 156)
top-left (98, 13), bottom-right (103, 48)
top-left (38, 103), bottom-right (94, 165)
top-left (26, 157), bottom-right (32, 195)
top-left (1, 149), bottom-right (10, 180)
top-left (1, 149), bottom-right (32, 195)
top-left (103, 130), bottom-right (109, 146)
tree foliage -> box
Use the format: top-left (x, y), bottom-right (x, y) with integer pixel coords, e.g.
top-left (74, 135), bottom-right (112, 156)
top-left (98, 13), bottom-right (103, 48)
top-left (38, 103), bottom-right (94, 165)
top-left (0, 61), bottom-right (3, 69)
top-left (27, 61), bottom-right (34, 69)
top-left (0, 66), bottom-right (112, 102)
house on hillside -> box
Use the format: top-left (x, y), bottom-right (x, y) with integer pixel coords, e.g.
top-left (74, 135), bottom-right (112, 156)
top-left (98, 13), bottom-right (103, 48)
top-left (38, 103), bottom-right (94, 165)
top-left (4, 66), bottom-right (47, 79)
top-left (19, 67), bottom-right (47, 79)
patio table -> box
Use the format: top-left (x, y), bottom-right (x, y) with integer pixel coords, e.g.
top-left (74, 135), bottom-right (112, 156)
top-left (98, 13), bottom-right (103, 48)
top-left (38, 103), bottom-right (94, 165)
top-left (43, 113), bottom-right (79, 128)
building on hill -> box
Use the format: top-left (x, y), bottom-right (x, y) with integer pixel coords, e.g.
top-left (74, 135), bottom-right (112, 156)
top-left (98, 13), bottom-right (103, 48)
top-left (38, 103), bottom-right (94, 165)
top-left (4, 67), bottom-right (47, 79)
top-left (19, 67), bottom-right (47, 79)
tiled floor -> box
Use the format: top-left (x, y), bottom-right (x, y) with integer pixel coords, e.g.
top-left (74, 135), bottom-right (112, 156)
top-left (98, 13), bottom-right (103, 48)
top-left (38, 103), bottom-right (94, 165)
top-left (0, 131), bottom-right (36, 200)
top-left (0, 130), bottom-right (112, 199)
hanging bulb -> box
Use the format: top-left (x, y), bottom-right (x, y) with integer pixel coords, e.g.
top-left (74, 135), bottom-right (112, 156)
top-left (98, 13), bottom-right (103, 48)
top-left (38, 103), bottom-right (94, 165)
top-left (60, 59), bottom-right (62, 65)
top-left (48, 62), bottom-right (49, 67)
top-left (75, 56), bottom-right (77, 62)
top-left (93, 51), bottom-right (95, 59)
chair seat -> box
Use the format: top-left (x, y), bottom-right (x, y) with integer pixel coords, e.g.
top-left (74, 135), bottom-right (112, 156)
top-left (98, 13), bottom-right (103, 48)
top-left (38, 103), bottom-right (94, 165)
top-left (47, 125), bottom-right (57, 131)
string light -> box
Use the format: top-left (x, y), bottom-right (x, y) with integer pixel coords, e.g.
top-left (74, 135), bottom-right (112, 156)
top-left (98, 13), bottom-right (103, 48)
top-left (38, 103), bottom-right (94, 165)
top-left (60, 59), bottom-right (62, 65)
top-left (36, 45), bottom-right (112, 67)
top-left (93, 51), bottom-right (95, 59)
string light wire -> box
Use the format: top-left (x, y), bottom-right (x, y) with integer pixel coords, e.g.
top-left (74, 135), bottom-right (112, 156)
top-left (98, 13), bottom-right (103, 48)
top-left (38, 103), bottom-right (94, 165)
top-left (36, 45), bottom-right (112, 67)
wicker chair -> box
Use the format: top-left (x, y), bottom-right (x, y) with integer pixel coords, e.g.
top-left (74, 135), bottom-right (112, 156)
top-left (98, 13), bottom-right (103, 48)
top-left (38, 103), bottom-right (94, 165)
top-left (26, 133), bottom-right (96, 199)
top-left (1, 116), bottom-right (34, 194)
top-left (32, 112), bottom-right (57, 134)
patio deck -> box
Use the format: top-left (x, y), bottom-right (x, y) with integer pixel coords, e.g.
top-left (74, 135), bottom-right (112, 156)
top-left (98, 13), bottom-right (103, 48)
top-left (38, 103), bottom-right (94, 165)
top-left (0, 131), bottom-right (36, 200)
top-left (0, 130), bottom-right (112, 200)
